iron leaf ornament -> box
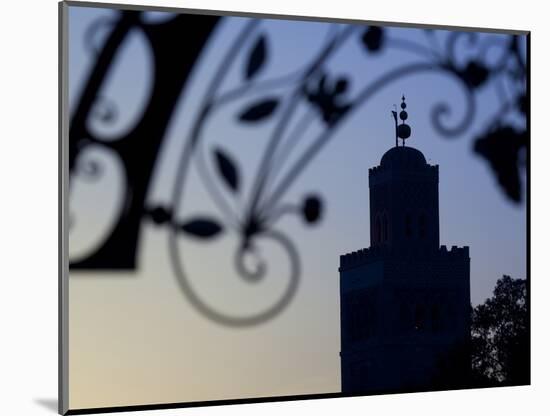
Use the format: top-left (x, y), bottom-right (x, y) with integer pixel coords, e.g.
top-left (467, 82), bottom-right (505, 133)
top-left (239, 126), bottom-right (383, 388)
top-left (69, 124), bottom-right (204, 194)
top-left (238, 98), bottom-right (279, 122)
top-left (245, 35), bottom-right (267, 80)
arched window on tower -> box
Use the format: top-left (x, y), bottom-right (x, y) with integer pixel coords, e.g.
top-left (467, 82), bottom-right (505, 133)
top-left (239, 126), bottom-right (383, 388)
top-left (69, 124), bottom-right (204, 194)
top-left (405, 213), bottom-right (413, 238)
top-left (419, 213), bottom-right (427, 239)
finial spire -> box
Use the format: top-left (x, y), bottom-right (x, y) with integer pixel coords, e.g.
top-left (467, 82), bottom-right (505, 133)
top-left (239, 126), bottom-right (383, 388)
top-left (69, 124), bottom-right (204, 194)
top-left (397, 95), bottom-right (411, 146)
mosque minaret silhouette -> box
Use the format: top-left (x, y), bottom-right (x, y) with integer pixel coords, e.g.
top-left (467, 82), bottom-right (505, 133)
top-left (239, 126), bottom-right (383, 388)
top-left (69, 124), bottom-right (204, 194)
top-left (339, 96), bottom-right (471, 393)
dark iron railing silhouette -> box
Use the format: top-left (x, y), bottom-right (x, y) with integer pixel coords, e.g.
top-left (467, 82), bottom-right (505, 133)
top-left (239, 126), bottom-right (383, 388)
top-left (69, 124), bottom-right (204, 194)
top-left (69, 10), bottom-right (527, 326)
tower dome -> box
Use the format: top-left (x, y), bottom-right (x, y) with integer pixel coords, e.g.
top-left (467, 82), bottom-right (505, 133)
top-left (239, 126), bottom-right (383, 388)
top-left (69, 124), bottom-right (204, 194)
top-left (380, 146), bottom-right (427, 170)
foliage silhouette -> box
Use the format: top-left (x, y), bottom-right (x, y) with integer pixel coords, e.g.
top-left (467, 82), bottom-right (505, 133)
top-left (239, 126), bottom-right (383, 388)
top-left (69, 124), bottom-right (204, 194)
top-left (471, 275), bottom-right (529, 386)
top-left (430, 275), bottom-right (529, 389)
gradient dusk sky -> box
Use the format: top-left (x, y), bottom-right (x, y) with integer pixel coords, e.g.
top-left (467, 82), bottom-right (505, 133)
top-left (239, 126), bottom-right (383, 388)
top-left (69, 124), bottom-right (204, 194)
top-left (67, 4), bottom-right (527, 409)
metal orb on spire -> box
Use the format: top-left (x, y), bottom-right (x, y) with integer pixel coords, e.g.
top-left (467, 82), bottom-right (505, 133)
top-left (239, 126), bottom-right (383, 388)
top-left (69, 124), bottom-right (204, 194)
top-left (392, 95), bottom-right (412, 147)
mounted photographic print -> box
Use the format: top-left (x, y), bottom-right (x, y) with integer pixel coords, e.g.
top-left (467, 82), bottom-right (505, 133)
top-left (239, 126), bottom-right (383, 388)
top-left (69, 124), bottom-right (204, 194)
top-left (59, 1), bottom-right (530, 414)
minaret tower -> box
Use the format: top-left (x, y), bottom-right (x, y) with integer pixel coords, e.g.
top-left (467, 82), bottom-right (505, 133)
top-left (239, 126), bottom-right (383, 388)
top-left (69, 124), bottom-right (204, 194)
top-left (370, 96), bottom-right (440, 257)
top-left (339, 97), bottom-right (471, 393)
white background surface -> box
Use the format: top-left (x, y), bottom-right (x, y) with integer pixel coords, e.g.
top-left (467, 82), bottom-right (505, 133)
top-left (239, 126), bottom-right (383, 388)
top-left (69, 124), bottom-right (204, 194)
top-left (0, 0), bottom-right (548, 415)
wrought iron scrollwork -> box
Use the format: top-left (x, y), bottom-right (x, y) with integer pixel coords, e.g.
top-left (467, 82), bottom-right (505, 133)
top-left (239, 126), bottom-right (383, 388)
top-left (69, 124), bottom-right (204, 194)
top-left (69, 11), bottom-right (527, 326)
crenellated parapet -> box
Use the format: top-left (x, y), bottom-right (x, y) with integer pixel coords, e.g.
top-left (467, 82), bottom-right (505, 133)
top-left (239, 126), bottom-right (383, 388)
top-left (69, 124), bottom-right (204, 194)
top-left (438, 245), bottom-right (469, 260)
top-left (339, 245), bottom-right (468, 272)
top-left (368, 165), bottom-right (383, 176)
top-left (339, 246), bottom-right (388, 271)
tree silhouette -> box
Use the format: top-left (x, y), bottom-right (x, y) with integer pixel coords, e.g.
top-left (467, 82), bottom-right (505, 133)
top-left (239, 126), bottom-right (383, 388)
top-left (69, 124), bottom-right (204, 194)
top-left (471, 275), bottom-right (529, 386)
top-left (431, 275), bottom-right (529, 389)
